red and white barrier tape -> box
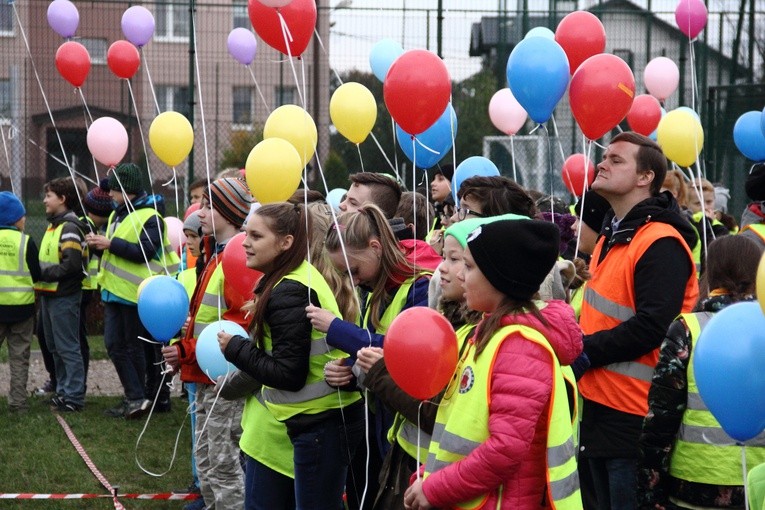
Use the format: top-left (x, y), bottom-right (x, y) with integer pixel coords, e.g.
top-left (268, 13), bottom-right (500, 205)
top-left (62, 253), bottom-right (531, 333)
top-left (0, 493), bottom-right (198, 500)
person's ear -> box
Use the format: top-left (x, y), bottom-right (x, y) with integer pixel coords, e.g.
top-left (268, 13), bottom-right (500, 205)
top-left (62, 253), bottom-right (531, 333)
top-left (280, 234), bottom-right (294, 252)
top-left (637, 169), bottom-right (655, 189)
top-left (369, 238), bottom-right (382, 258)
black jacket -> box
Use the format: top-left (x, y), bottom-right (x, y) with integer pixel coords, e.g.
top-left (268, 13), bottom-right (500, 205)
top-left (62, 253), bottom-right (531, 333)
top-left (38, 211), bottom-right (88, 296)
top-left (108, 194), bottom-right (166, 264)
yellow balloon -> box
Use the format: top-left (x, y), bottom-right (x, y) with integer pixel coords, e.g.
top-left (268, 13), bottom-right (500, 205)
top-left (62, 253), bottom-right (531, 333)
top-left (330, 82), bottom-right (377, 144)
top-left (263, 105), bottom-right (317, 168)
top-left (656, 109), bottom-right (704, 167)
top-left (149, 111), bottom-right (194, 167)
top-left (245, 138), bottom-right (303, 204)
top-left (757, 252), bottom-right (765, 317)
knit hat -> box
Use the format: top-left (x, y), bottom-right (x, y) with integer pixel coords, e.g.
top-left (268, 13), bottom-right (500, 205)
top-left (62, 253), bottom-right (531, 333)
top-left (0, 191), bottom-right (25, 227)
top-left (83, 178), bottom-right (114, 218)
top-left (540, 212), bottom-right (576, 256)
top-left (445, 213), bottom-right (527, 248)
top-left (183, 210), bottom-right (202, 236)
top-left (108, 163), bottom-right (144, 195)
top-left (745, 164), bottom-right (765, 202)
top-left (466, 219), bottom-right (560, 301)
top-left (435, 163), bottom-right (454, 182)
top-left (203, 178), bottom-right (252, 228)
top-left (574, 190), bottom-right (611, 233)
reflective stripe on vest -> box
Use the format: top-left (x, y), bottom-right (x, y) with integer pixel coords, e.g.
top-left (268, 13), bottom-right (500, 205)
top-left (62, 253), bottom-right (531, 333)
top-left (191, 260), bottom-right (225, 339)
top-left (34, 223), bottom-right (64, 293)
top-left (669, 311), bottom-right (765, 485)
top-left (424, 323), bottom-right (582, 510)
top-left (261, 260), bottom-right (361, 421)
top-left (579, 221), bottom-right (698, 416)
top-left (0, 230), bottom-right (34, 305)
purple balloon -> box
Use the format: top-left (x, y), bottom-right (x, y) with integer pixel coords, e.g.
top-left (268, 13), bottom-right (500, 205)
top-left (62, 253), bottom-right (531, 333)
top-left (121, 6), bottom-right (155, 48)
top-left (227, 28), bottom-right (258, 66)
top-left (47, 0), bottom-right (79, 38)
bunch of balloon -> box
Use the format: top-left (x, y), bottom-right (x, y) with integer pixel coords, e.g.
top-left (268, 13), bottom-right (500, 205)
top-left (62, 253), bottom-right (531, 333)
top-left (221, 232), bottom-right (263, 310)
top-left (626, 94), bottom-right (663, 136)
top-left (733, 111), bottom-right (765, 162)
top-left (451, 157), bottom-right (500, 206)
top-left (657, 109), bottom-right (704, 168)
top-left (87, 117), bottom-right (128, 169)
top-left (149, 111), bottom-right (194, 167)
top-left (56, 41), bottom-right (91, 89)
top-left (330, 82), bottom-right (378, 145)
top-left (263, 105), bottom-right (317, 169)
top-left (675, 0), bottom-right (708, 40)
top-left (396, 104), bottom-right (457, 170)
top-left (245, 138), bottom-right (303, 204)
top-left (47, 0), bottom-right (79, 38)
top-left (369, 39), bottom-right (405, 82)
top-left (107, 40), bottom-right (141, 80)
top-left (561, 154), bottom-right (596, 197)
top-left (137, 276), bottom-right (190, 343)
top-left (248, 0), bottom-right (316, 57)
top-left (122, 6), bottom-right (155, 48)
top-left (196, 321), bottom-right (249, 381)
top-left (644, 57), bottom-right (680, 103)
top-left (227, 28), bottom-right (258, 66)
top-left (554, 11), bottom-right (607, 75)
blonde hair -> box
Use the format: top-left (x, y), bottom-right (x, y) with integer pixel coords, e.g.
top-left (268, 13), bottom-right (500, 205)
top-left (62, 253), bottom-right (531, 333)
top-left (662, 169), bottom-right (687, 208)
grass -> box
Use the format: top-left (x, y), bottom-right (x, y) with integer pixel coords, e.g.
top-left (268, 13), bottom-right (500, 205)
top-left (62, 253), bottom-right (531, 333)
top-left (0, 336), bottom-right (108, 364)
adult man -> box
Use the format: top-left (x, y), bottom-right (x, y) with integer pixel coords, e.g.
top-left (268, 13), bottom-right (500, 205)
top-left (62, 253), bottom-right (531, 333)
top-left (577, 132), bottom-right (699, 509)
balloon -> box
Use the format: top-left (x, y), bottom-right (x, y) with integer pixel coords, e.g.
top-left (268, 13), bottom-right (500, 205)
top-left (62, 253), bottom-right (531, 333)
top-left (248, 0), bottom-right (316, 56)
top-left (107, 40), bottom-right (140, 80)
top-left (733, 111), bottom-right (765, 162)
top-left (570, 53), bottom-right (635, 141)
top-left (222, 232), bottom-right (263, 308)
top-left (506, 37), bottom-right (569, 124)
top-left (227, 28), bottom-right (258, 66)
top-left (561, 154), bottom-right (596, 197)
top-left (369, 39), bottom-right (405, 82)
top-left (648, 107), bottom-right (667, 141)
top-left (554, 11), bottom-right (606, 74)
top-left (245, 138), bottom-right (303, 204)
top-left (396, 103), bottom-right (457, 169)
top-left (657, 109), bottom-right (704, 167)
top-left (676, 106), bottom-right (701, 123)
top-left (257, 0), bottom-right (293, 6)
top-left (452, 157), bottom-right (500, 205)
top-left (55, 41), bottom-right (91, 88)
top-left (384, 49), bottom-right (452, 136)
top-left (87, 117), bottom-right (128, 167)
top-left (165, 216), bottom-right (187, 254)
top-left (326, 188), bottom-right (347, 212)
top-left (137, 275), bottom-right (190, 343)
top-left (137, 275), bottom-right (162, 300)
top-left (184, 202), bottom-right (201, 219)
top-left (263, 105), bottom-right (317, 167)
top-left (644, 56), bottom-right (680, 101)
top-left (525, 27), bottom-right (555, 40)
top-left (488, 88), bottom-right (528, 136)
top-left (626, 94), bottom-right (662, 136)
top-left (47, 0), bottom-right (79, 38)
top-left (384, 307), bottom-right (458, 400)
top-left (196, 320), bottom-right (249, 381)
top-left (758, 253), bottom-right (765, 317)
top-left (694, 302), bottom-right (765, 442)
top-left (675, 0), bottom-right (708, 39)
top-left (330, 82), bottom-right (378, 144)
top-left (149, 111), bottom-right (194, 167)
top-left (121, 6), bottom-right (155, 47)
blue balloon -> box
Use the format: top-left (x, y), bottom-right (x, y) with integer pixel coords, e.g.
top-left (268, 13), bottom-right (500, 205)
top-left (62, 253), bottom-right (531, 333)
top-left (694, 302), bottom-right (765, 442)
top-left (506, 37), bottom-right (569, 124)
top-left (397, 104), bottom-right (457, 169)
top-left (137, 275), bottom-right (189, 343)
top-left (196, 320), bottom-right (249, 381)
top-left (761, 106), bottom-right (765, 139)
top-left (369, 38), bottom-right (404, 82)
top-left (648, 107), bottom-right (667, 141)
top-left (326, 188), bottom-right (347, 212)
top-left (452, 156), bottom-right (500, 205)
top-left (524, 27), bottom-right (555, 40)
top-left (734, 111), bottom-right (765, 162)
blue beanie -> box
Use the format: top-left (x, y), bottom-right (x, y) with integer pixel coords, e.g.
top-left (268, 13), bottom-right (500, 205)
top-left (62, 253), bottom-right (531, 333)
top-left (0, 191), bottom-right (25, 227)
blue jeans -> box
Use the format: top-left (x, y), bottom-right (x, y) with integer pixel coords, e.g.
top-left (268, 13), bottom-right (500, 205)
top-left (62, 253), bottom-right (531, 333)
top-left (244, 455), bottom-right (295, 510)
top-left (187, 382), bottom-right (199, 488)
top-left (587, 457), bottom-right (638, 510)
top-left (103, 302), bottom-right (146, 401)
top-left (40, 293), bottom-right (85, 406)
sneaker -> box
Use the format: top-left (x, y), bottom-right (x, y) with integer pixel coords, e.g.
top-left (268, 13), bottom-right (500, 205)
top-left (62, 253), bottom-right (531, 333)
top-left (182, 497), bottom-right (206, 510)
top-left (172, 482), bottom-right (201, 495)
top-left (51, 396), bottom-right (83, 413)
top-left (124, 399), bottom-right (151, 420)
top-left (104, 400), bottom-right (127, 418)
top-left (155, 399), bottom-right (172, 413)
top-left (34, 380), bottom-right (55, 396)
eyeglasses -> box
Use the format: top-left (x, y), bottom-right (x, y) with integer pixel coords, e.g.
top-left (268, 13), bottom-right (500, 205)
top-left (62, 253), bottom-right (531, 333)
top-left (456, 207), bottom-right (486, 221)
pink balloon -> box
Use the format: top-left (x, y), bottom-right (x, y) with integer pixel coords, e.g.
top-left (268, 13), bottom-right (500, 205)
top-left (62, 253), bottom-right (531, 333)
top-left (165, 217), bottom-right (187, 255)
top-left (675, 0), bottom-right (708, 39)
top-left (643, 57), bottom-right (679, 102)
top-left (488, 88), bottom-right (528, 136)
top-left (86, 117), bottom-right (128, 167)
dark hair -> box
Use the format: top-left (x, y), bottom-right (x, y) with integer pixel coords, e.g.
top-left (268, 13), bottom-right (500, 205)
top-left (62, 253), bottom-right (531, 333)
top-left (248, 202), bottom-right (310, 347)
top-left (189, 178), bottom-right (207, 191)
top-left (698, 235), bottom-right (761, 303)
top-left (288, 188), bottom-right (326, 205)
top-left (473, 298), bottom-right (547, 358)
top-left (395, 191), bottom-right (435, 240)
top-left (44, 177), bottom-right (81, 214)
top-left (610, 132), bottom-right (667, 196)
top-left (457, 176), bottom-right (536, 217)
top-left (349, 172), bottom-right (403, 219)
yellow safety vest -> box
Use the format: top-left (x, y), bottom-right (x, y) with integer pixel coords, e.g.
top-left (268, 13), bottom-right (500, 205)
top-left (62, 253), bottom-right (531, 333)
top-left (240, 392), bottom-right (294, 478)
top-left (261, 260), bottom-right (361, 421)
top-left (80, 217), bottom-right (99, 291)
top-left (177, 267), bottom-right (197, 299)
top-left (191, 260), bottom-right (226, 338)
top-left (424, 323), bottom-right (582, 510)
top-left (99, 208), bottom-right (180, 303)
top-left (35, 223), bottom-right (64, 293)
top-left (0, 229), bottom-right (34, 305)
top-left (669, 312), bottom-right (765, 485)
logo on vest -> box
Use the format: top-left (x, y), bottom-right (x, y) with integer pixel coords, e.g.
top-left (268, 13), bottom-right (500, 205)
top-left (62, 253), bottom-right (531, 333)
top-left (459, 366), bottom-right (474, 394)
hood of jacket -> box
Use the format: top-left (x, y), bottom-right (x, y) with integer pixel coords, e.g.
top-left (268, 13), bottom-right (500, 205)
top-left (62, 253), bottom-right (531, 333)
top-left (113, 193), bottom-right (166, 220)
top-left (47, 210), bottom-right (88, 233)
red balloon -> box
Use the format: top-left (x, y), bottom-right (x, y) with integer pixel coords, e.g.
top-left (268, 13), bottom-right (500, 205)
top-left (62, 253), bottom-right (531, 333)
top-left (107, 40), bottom-right (140, 79)
top-left (384, 307), bottom-right (458, 400)
top-left (383, 49), bottom-right (451, 135)
top-left (569, 54), bottom-right (635, 141)
top-left (184, 202), bottom-right (201, 219)
top-left (561, 154), bottom-right (596, 197)
top-left (555, 11), bottom-right (606, 74)
top-left (55, 41), bottom-right (91, 88)
top-left (222, 232), bottom-right (262, 309)
top-left (626, 94), bottom-right (662, 136)
top-left (248, 0), bottom-right (316, 57)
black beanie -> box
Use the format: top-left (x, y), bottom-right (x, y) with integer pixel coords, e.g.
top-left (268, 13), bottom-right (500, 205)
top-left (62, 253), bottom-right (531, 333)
top-left (108, 163), bottom-right (144, 195)
top-left (466, 219), bottom-right (560, 301)
top-left (574, 190), bottom-right (611, 233)
top-left (745, 164), bottom-right (765, 202)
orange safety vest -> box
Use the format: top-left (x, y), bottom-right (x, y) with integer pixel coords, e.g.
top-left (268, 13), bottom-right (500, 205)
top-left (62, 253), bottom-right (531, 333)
top-left (579, 221), bottom-right (698, 416)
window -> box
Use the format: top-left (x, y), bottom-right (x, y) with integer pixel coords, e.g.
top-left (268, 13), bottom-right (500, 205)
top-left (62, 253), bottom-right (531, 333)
top-left (0, 79), bottom-right (10, 120)
top-left (81, 38), bottom-right (108, 65)
top-left (0, 3), bottom-right (12, 34)
top-left (156, 0), bottom-right (189, 39)
top-left (233, 86), bottom-right (253, 125)
top-left (274, 86), bottom-right (296, 108)
top-left (232, 1), bottom-right (249, 30)
top-left (157, 85), bottom-right (191, 118)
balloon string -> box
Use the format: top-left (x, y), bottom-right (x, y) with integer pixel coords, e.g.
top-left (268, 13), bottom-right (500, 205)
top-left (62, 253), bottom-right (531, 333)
top-left (192, 8), bottom-right (213, 215)
top-left (77, 88), bottom-right (95, 124)
top-left (140, 46), bottom-right (161, 116)
top-left (510, 135), bottom-right (517, 183)
top-left (312, 28), bottom-right (344, 87)
top-left (0, 125), bottom-right (16, 196)
top-left (411, 141), bottom-right (417, 270)
top-left (76, 88), bottom-right (103, 185)
top-left (357, 143), bottom-right (365, 173)
top-left (277, 11), bottom-right (306, 107)
top-left (370, 127), bottom-right (401, 181)
top-left (573, 136), bottom-right (591, 259)
top-left (550, 114), bottom-right (567, 163)
top-left (541, 124), bottom-right (554, 217)
top-left (246, 66), bottom-right (271, 114)
top-left (742, 445), bottom-right (750, 510)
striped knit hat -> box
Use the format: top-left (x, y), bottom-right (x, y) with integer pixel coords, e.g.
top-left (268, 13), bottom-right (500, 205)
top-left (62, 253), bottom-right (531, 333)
top-left (203, 178), bottom-right (252, 228)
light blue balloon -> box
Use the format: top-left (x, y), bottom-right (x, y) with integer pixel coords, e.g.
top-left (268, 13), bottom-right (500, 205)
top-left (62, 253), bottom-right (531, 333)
top-left (397, 103), bottom-right (457, 169)
top-left (196, 320), bottom-right (249, 381)
top-left (694, 302), bottom-right (765, 442)
top-left (648, 107), bottom-right (667, 141)
top-left (452, 156), bottom-right (500, 205)
top-left (369, 39), bottom-right (404, 82)
top-left (675, 106), bottom-right (701, 123)
top-left (761, 106), bottom-right (765, 139)
top-left (326, 188), bottom-right (347, 212)
top-left (734, 111), bottom-right (765, 162)
top-left (506, 37), bottom-right (569, 124)
top-left (524, 27), bottom-right (555, 40)
top-left (138, 276), bottom-right (189, 343)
